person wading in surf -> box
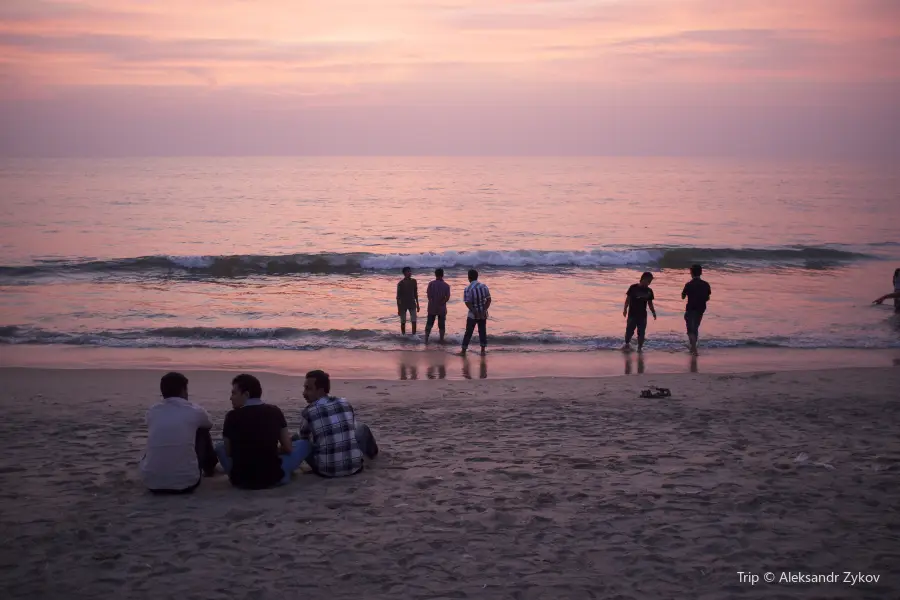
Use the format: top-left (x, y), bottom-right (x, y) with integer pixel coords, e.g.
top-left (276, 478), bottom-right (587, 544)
top-left (681, 264), bottom-right (712, 355)
top-left (871, 268), bottom-right (900, 313)
top-left (396, 267), bottom-right (420, 335)
top-left (622, 272), bottom-right (656, 353)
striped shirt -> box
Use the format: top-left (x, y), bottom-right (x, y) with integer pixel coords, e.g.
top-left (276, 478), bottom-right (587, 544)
top-left (463, 280), bottom-right (491, 319)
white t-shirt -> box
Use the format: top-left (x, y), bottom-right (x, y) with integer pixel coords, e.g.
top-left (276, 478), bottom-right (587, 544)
top-left (139, 397), bottom-right (212, 490)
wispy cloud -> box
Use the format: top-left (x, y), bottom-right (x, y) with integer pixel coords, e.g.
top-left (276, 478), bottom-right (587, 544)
top-left (0, 32), bottom-right (378, 64)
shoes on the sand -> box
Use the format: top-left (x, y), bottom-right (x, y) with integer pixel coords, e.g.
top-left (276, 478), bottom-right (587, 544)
top-left (640, 387), bottom-right (671, 399)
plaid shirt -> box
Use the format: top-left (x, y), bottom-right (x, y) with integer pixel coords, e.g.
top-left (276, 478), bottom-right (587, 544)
top-left (299, 396), bottom-right (364, 477)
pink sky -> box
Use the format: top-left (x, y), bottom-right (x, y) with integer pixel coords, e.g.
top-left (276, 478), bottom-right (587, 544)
top-left (1, 0), bottom-right (898, 156)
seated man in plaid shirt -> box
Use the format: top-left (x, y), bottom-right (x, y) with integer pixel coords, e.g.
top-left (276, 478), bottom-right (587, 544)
top-left (298, 370), bottom-right (379, 477)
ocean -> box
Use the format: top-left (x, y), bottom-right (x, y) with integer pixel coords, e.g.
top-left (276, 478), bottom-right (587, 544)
top-left (1, 156), bottom-right (898, 376)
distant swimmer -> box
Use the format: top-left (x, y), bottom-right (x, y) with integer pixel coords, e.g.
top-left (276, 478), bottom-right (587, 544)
top-left (682, 264), bottom-right (712, 355)
top-left (622, 271), bottom-right (656, 353)
top-left (396, 266), bottom-right (420, 335)
top-left (872, 268), bottom-right (900, 312)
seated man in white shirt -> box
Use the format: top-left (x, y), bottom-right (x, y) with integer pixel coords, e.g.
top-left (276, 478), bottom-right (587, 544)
top-left (139, 372), bottom-right (218, 494)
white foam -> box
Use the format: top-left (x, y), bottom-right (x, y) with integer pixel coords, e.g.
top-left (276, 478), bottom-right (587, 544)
top-left (165, 255), bottom-right (215, 269)
top-left (359, 249), bottom-right (662, 270)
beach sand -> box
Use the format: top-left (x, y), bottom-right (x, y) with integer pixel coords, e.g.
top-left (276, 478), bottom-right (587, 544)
top-left (0, 366), bottom-right (898, 599)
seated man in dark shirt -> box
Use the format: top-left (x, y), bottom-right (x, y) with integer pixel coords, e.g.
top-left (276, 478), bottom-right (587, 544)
top-left (682, 264), bottom-right (712, 355)
top-left (214, 374), bottom-right (310, 489)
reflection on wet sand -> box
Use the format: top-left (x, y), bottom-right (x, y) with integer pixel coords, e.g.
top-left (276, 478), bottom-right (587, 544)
top-left (427, 352), bottom-right (448, 380)
top-left (378, 345), bottom-right (896, 381)
top-left (623, 352), bottom-right (645, 375)
top-left (399, 363), bottom-right (418, 380)
top-left (462, 355), bottom-right (488, 380)
top-left (397, 351), bottom-right (459, 380)
top-left (426, 364), bottom-right (447, 380)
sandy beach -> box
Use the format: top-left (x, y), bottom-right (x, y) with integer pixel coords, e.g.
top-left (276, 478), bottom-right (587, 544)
top-left (0, 366), bottom-right (897, 599)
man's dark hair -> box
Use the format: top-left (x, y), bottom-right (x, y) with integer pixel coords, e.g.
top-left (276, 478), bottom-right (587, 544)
top-left (160, 372), bottom-right (188, 398)
top-left (691, 264), bottom-right (703, 277)
top-left (468, 269), bottom-right (478, 281)
top-left (402, 266), bottom-right (411, 274)
top-left (305, 370), bottom-right (331, 394)
top-left (641, 271), bottom-right (653, 281)
top-left (435, 268), bottom-right (444, 278)
top-left (232, 374), bottom-right (262, 398)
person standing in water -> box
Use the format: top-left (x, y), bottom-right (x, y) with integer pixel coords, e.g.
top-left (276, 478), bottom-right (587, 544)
top-left (681, 264), bottom-right (712, 355)
top-left (425, 268), bottom-right (451, 344)
top-left (461, 269), bottom-right (491, 356)
top-left (396, 267), bottom-right (419, 335)
top-left (872, 268), bottom-right (900, 311)
top-left (622, 272), bottom-right (656, 353)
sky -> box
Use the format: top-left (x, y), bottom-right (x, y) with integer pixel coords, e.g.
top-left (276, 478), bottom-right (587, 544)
top-left (1, 0), bottom-right (899, 157)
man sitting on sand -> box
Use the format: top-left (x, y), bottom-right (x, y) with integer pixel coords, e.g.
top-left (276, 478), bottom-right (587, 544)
top-left (215, 374), bottom-right (310, 489)
top-left (140, 372), bottom-right (218, 494)
top-left (297, 370), bottom-right (379, 477)
top-left (622, 272), bottom-right (657, 353)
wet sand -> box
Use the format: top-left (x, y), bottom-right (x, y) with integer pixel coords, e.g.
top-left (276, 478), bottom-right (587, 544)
top-left (4, 343), bottom-right (900, 379)
top-left (0, 366), bottom-right (898, 599)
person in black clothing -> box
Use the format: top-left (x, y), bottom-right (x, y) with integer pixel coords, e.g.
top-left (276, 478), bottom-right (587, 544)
top-left (396, 267), bottom-right (419, 335)
top-left (622, 272), bottom-right (656, 352)
top-left (214, 374), bottom-right (311, 489)
top-left (682, 264), bottom-right (712, 355)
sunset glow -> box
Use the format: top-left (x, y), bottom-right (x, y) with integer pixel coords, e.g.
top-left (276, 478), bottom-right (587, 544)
top-left (2, 0), bottom-right (899, 155)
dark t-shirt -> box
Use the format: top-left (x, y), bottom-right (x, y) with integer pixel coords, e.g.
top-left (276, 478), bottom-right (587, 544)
top-left (222, 403), bottom-right (287, 489)
top-left (682, 278), bottom-right (712, 313)
top-left (397, 278), bottom-right (418, 309)
top-left (626, 284), bottom-right (654, 317)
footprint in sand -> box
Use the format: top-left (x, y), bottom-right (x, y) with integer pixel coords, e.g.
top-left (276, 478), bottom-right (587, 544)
top-left (415, 476), bottom-right (444, 489)
top-left (224, 508), bottom-right (257, 521)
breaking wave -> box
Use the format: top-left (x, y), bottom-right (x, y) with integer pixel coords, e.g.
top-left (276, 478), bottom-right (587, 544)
top-left (0, 245), bottom-right (876, 279)
top-left (2, 325), bottom-right (897, 352)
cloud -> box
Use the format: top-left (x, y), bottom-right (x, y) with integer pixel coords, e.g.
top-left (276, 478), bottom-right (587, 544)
top-left (0, 0), bottom-right (149, 27)
top-left (609, 29), bottom-right (900, 78)
top-left (444, 0), bottom-right (637, 32)
top-left (3, 80), bottom-right (899, 158)
top-left (0, 32), bottom-right (377, 65)
top-left (1, 0), bottom-right (898, 97)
